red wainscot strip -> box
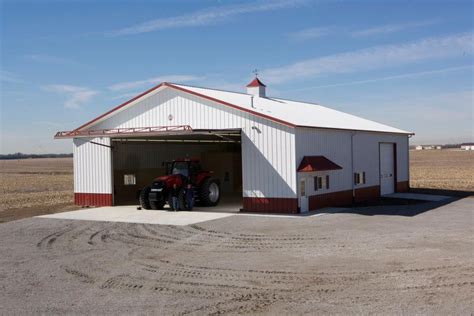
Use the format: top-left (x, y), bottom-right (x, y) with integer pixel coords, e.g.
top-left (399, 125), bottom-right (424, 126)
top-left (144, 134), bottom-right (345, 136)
top-left (308, 190), bottom-right (353, 211)
top-left (74, 193), bottom-right (113, 207)
top-left (354, 185), bottom-right (381, 203)
top-left (242, 197), bottom-right (298, 214)
top-left (396, 181), bottom-right (410, 192)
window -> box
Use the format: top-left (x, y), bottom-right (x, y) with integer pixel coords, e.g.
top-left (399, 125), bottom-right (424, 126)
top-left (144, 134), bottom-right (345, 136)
top-left (124, 174), bottom-right (136, 186)
top-left (354, 172), bottom-right (366, 185)
top-left (172, 162), bottom-right (189, 177)
top-left (314, 175), bottom-right (330, 191)
top-left (300, 179), bottom-right (306, 197)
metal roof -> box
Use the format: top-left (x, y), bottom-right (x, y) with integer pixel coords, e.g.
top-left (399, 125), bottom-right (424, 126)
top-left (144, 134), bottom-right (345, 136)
top-left (173, 83), bottom-right (413, 135)
top-left (71, 82), bottom-right (413, 135)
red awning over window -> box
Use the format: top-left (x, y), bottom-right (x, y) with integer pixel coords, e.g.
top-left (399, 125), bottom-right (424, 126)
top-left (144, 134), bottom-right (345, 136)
top-left (297, 156), bottom-right (343, 172)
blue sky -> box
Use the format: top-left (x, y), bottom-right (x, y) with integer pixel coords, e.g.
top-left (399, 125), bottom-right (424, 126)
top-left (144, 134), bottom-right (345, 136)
top-left (1, 0), bottom-right (473, 153)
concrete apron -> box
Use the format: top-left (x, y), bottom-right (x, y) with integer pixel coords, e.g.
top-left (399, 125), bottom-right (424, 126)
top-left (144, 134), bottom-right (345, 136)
top-left (38, 206), bottom-right (236, 226)
top-left (37, 203), bottom-right (333, 226)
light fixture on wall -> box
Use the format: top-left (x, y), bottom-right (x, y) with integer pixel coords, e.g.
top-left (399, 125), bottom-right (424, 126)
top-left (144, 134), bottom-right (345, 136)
top-left (251, 126), bottom-right (262, 134)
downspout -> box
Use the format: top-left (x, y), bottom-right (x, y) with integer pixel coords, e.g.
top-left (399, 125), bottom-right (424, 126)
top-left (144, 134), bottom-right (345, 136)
top-left (407, 134), bottom-right (413, 191)
top-left (351, 131), bottom-right (356, 205)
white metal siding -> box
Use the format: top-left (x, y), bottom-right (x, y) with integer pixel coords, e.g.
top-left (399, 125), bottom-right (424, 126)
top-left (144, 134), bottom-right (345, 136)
top-left (73, 137), bottom-right (112, 194)
top-left (295, 128), bottom-right (352, 195)
top-left (295, 127), bottom-right (409, 195)
top-left (87, 88), bottom-right (297, 199)
top-left (353, 132), bottom-right (409, 188)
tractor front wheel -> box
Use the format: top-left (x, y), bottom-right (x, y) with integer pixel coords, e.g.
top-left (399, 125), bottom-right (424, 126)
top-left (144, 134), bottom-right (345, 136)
top-left (139, 187), bottom-right (152, 210)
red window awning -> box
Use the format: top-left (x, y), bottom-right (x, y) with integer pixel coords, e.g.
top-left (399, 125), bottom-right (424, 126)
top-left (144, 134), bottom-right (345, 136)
top-left (297, 156), bottom-right (343, 172)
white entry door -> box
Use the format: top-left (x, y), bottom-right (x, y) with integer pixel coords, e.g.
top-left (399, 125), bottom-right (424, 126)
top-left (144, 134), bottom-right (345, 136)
top-left (299, 178), bottom-right (309, 213)
top-left (380, 143), bottom-right (395, 195)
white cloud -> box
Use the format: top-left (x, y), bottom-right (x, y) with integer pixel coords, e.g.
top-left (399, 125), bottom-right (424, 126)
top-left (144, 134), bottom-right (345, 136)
top-left (288, 65), bottom-right (473, 91)
top-left (263, 32), bottom-right (474, 84)
top-left (288, 27), bottom-right (333, 41)
top-left (108, 75), bottom-right (203, 91)
top-left (109, 0), bottom-right (307, 36)
top-left (351, 20), bottom-right (438, 37)
top-left (287, 20), bottom-right (438, 42)
top-left (43, 84), bottom-right (98, 109)
top-left (110, 92), bottom-right (142, 100)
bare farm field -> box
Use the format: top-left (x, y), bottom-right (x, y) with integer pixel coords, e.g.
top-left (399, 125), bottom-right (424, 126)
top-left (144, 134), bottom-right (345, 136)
top-left (410, 149), bottom-right (474, 192)
top-left (0, 158), bottom-right (78, 222)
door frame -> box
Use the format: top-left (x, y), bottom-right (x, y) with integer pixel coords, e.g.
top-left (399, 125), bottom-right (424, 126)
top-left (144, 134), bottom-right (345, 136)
top-left (378, 142), bottom-right (397, 195)
top-left (299, 176), bottom-right (309, 213)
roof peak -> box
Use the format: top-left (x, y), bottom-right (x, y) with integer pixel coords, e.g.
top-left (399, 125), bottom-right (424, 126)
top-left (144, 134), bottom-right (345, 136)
top-left (246, 77), bottom-right (266, 87)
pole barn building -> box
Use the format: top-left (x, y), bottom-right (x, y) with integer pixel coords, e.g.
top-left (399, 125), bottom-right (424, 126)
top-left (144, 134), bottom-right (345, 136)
top-left (56, 78), bottom-right (413, 214)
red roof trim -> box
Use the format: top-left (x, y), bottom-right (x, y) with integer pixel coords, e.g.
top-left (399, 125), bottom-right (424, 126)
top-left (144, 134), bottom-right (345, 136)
top-left (246, 78), bottom-right (266, 87)
top-left (297, 156), bottom-right (343, 172)
top-left (73, 82), bottom-right (294, 132)
top-left (166, 83), bottom-right (294, 127)
top-left (73, 82), bottom-right (167, 132)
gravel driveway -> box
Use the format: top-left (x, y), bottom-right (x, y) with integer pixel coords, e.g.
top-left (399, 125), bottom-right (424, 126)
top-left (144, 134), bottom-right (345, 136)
top-left (0, 197), bottom-right (472, 314)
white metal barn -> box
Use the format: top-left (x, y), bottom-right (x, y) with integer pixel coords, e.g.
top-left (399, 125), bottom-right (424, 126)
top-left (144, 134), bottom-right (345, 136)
top-left (56, 78), bottom-right (413, 213)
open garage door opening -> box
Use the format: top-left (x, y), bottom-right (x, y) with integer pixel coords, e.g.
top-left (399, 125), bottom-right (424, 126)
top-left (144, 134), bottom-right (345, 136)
top-left (111, 129), bottom-right (242, 212)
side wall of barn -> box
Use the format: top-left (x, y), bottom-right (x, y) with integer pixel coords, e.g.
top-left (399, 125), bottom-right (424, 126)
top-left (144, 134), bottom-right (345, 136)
top-left (73, 87), bottom-right (298, 211)
top-left (295, 127), bottom-right (409, 211)
top-left (73, 137), bottom-right (113, 206)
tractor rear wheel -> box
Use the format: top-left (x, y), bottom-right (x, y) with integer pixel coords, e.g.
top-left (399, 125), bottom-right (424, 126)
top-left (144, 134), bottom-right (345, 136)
top-left (199, 178), bottom-right (220, 206)
top-left (139, 187), bottom-right (152, 210)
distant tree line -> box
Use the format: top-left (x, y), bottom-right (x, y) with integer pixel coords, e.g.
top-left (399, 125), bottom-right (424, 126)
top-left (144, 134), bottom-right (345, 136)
top-left (409, 143), bottom-right (473, 149)
top-left (0, 153), bottom-right (73, 160)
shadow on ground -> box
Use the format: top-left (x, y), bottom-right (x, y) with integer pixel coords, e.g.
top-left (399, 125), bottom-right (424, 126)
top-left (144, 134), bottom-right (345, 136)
top-left (323, 188), bottom-right (473, 217)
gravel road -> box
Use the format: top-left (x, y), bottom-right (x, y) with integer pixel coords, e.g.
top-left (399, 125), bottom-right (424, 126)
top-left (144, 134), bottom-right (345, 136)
top-left (0, 197), bottom-right (472, 314)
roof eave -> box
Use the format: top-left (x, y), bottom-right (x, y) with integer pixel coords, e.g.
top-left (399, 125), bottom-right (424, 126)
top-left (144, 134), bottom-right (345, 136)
top-left (295, 125), bottom-right (414, 136)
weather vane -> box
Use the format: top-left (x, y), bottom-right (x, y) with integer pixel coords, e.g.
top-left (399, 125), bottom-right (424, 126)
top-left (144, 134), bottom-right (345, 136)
top-left (252, 69), bottom-right (259, 78)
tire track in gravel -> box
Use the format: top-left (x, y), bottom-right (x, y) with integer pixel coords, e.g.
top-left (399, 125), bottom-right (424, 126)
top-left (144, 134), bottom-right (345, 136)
top-left (34, 221), bottom-right (473, 315)
top-left (63, 266), bottom-right (96, 284)
top-left (36, 225), bottom-right (75, 249)
top-left (100, 223), bottom-right (337, 253)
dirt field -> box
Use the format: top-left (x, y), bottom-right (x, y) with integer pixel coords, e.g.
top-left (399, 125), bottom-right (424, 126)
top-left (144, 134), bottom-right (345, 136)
top-left (410, 150), bottom-right (474, 192)
top-left (0, 158), bottom-right (78, 222)
top-left (0, 197), bottom-right (472, 314)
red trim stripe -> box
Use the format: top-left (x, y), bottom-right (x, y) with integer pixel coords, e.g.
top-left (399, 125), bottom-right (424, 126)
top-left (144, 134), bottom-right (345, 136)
top-left (73, 83), bottom-right (167, 132)
top-left (167, 83), bottom-right (295, 128)
top-left (73, 82), bottom-right (295, 132)
top-left (74, 193), bottom-right (113, 207)
top-left (242, 197), bottom-right (298, 214)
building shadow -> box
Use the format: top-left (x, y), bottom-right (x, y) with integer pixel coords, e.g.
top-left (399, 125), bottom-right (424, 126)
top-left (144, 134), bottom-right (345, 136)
top-left (322, 188), bottom-right (473, 217)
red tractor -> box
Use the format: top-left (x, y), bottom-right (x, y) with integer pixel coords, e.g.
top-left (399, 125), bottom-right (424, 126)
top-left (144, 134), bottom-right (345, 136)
top-left (139, 158), bottom-right (220, 211)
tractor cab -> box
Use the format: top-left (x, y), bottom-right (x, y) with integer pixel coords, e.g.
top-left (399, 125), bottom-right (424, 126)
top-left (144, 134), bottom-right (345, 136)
top-left (168, 159), bottom-right (201, 181)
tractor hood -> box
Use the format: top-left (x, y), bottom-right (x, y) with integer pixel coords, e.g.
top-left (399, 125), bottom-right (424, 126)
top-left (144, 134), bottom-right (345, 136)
top-left (153, 174), bottom-right (184, 187)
